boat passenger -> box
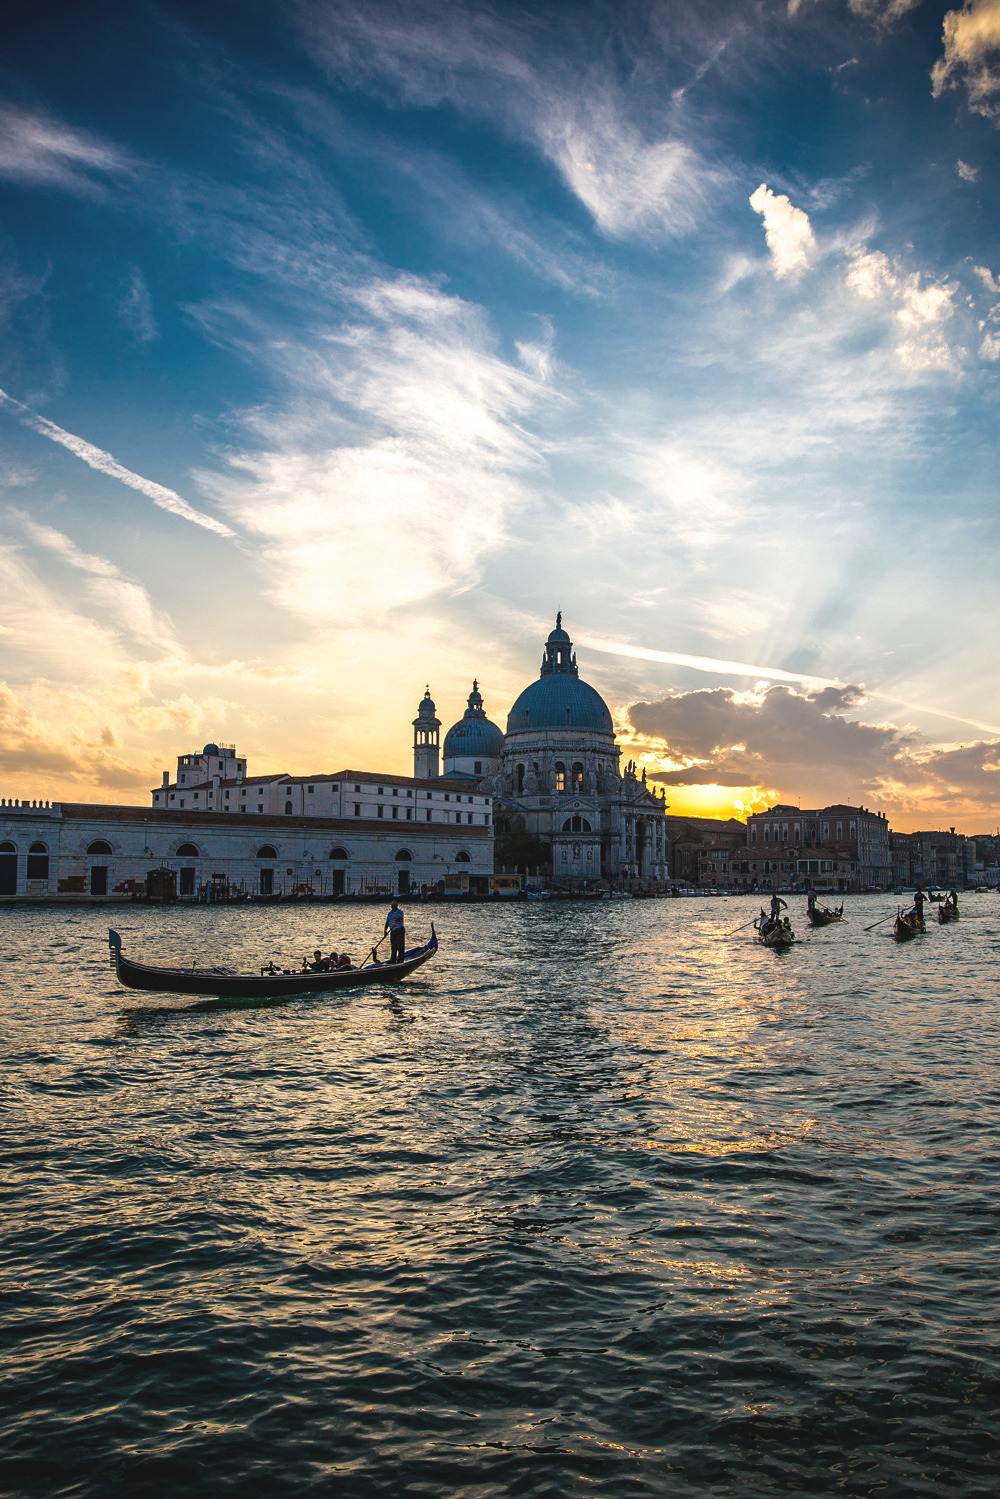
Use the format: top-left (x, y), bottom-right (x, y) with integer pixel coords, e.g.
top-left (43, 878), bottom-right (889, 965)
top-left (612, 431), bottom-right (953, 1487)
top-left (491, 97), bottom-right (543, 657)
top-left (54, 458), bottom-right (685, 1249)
top-left (335, 953), bottom-right (354, 970)
top-left (384, 899), bottom-right (406, 964)
top-left (308, 949), bottom-right (329, 972)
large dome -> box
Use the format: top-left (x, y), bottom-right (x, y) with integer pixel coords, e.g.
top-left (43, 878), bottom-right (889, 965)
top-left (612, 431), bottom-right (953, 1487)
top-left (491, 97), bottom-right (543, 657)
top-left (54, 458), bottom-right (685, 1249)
top-left (505, 674), bottom-right (613, 734)
top-left (505, 616), bottom-right (614, 735)
top-left (443, 681), bottom-right (505, 759)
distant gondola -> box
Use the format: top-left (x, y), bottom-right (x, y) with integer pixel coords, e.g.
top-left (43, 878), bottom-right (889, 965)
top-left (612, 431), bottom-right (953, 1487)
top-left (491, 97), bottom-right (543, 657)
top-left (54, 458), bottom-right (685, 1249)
top-left (754, 910), bottom-right (795, 948)
top-left (108, 926), bottom-right (438, 999)
top-left (893, 909), bottom-right (924, 941)
top-left (938, 900), bottom-right (959, 923)
top-left (807, 903), bottom-right (844, 927)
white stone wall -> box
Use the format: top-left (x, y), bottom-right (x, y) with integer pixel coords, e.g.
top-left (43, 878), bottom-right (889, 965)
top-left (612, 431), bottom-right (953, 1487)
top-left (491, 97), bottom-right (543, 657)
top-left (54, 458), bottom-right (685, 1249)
top-left (0, 801), bottom-right (492, 899)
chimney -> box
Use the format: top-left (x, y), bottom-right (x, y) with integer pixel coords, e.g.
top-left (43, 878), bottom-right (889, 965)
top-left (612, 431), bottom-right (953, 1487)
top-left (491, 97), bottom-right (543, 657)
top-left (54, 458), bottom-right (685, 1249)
top-left (162, 770), bottom-right (169, 787)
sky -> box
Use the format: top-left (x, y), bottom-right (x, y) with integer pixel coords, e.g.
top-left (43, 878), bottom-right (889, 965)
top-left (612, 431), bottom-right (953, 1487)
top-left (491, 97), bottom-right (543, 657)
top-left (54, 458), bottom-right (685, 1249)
top-left (1, 0), bottom-right (999, 832)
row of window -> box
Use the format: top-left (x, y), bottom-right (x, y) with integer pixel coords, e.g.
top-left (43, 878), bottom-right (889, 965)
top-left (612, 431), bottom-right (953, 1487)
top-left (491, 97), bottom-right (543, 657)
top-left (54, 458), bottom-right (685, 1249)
top-left (7, 842), bottom-right (476, 864)
top-left (752, 820), bottom-right (855, 844)
top-left (514, 760), bottom-right (598, 794)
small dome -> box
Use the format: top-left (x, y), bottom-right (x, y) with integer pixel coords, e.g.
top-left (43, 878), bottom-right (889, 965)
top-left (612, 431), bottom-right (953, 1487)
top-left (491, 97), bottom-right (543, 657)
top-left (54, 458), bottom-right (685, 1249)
top-left (202, 742), bottom-right (220, 756)
top-left (443, 681), bottom-right (504, 760)
top-left (414, 686), bottom-right (439, 722)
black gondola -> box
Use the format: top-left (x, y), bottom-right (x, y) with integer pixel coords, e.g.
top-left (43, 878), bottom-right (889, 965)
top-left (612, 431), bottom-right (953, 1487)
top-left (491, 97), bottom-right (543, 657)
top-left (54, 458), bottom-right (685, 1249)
top-left (893, 909), bottom-right (924, 941)
top-left (806, 903), bottom-right (844, 927)
top-left (938, 901), bottom-right (959, 923)
top-left (108, 926), bottom-right (438, 998)
top-left (754, 910), bottom-right (795, 948)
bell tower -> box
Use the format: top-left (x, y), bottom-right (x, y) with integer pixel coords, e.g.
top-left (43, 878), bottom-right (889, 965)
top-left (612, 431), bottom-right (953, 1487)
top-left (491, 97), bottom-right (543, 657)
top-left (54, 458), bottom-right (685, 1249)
top-left (412, 686), bottom-right (441, 779)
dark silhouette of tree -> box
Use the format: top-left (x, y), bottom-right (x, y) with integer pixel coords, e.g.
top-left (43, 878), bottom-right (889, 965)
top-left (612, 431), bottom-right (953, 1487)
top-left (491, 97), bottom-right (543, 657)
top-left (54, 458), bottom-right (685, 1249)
top-left (493, 803), bottom-right (549, 874)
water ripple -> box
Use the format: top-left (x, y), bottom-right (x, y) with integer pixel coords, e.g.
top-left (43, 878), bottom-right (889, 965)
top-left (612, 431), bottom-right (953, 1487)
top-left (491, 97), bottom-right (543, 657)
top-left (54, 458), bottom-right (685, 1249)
top-left (1, 897), bottom-right (999, 1497)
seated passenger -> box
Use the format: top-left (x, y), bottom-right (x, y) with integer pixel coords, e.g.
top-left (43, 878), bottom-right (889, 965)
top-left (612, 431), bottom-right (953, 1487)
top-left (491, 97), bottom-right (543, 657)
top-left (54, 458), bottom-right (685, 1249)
top-left (308, 949), bottom-right (329, 972)
top-left (335, 953), bottom-right (353, 970)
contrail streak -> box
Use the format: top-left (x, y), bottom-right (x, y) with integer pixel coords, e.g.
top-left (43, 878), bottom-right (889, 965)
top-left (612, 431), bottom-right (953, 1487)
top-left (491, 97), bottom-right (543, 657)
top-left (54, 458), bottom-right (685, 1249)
top-left (580, 637), bottom-right (839, 688)
top-left (0, 387), bottom-right (234, 538)
top-left (583, 635), bottom-right (1000, 736)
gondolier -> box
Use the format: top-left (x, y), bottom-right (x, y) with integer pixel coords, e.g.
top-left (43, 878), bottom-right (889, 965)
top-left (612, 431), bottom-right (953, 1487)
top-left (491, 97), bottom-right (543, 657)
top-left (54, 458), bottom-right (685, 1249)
top-left (385, 899), bottom-right (406, 964)
top-left (107, 926), bottom-right (437, 998)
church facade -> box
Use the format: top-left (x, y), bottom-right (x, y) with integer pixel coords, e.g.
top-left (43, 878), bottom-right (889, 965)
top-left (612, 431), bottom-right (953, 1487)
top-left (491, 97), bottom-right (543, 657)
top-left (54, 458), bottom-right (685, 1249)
top-left (424, 616), bottom-right (668, 883)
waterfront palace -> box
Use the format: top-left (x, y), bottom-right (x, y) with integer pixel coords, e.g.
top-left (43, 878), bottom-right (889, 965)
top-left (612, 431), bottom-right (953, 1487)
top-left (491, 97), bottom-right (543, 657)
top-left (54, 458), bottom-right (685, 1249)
top-left (0, 617), bottom-right (669, 900)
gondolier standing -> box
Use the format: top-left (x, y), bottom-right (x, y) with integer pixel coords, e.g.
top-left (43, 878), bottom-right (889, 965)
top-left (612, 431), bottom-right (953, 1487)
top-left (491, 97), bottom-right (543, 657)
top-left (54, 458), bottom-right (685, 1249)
top-left (385, 899), bottom-right (406, 964)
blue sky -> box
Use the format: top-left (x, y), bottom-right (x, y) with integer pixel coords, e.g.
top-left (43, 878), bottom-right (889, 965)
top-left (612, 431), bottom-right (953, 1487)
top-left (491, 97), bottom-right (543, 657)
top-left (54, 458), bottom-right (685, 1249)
top-left (1, 0), bottom-right (999, 828)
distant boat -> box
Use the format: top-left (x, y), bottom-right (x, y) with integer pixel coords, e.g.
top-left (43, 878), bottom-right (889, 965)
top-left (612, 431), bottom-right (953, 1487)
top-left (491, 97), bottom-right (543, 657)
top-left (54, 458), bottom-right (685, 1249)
top-left (807, 903), bottom-right (844, 927)
top-left (893, 910), bottom-right (924, 942)
top-left (754, 911), bottom-right (795, 948)
top-left (938, 900), bottom-right (959, 923)
top-left (108, 926), bottom-right (438, 999)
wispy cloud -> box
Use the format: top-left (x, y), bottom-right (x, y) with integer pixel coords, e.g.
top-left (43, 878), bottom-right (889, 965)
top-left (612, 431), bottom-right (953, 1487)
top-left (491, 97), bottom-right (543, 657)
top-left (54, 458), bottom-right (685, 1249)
top-left (932, 0), bottom-right (1000, 119)
top-left (583, 636), bottom-right (838, 687)
top-left (0, 387), bottom-right (234, 536)
top-left (0, 105), bottom-right (131, 194)
top-left (191, 274), bottom-right (549, 619)
top-left (119, 267), bottom-right (158, 343)
top-left (296, 0), bottom-right (719, 242)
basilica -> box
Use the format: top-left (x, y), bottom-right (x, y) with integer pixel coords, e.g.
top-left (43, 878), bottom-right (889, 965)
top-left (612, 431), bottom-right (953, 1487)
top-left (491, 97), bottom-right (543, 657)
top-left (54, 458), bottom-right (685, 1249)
top-left (416, 615), bottom-right (668, 883)
top-left (0, 615), bottom-right (666, 901)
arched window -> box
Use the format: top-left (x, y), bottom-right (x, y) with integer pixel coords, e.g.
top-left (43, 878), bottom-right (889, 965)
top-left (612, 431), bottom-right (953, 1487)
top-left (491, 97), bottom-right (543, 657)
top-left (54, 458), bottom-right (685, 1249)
top-left (554, 761), bottom-right (566, 793)
top-left (176, 843), bottom-right (199, 857)
top-left (87, 840), bottom-right (113, 856)
top-left (27, 842), bottom-right (49, 879)
top-left (284, 801), bottom-right (293, 815)
top-left (571, 761), bottom-right (584, 793)
top-left (256, 845), bottom-right (277, 859)
top-left (562, 815), bottom-right (592, 833)
top-left (516, 763), bottom-right (525, 793)
top-left (0, 842), bottom-right (15, 897)
top-left (395, 848), bottom-right (412, 862)
top-left (329, 847), bottom-right (349, 860)
top-left (454, 850), bottom-right (471, 863)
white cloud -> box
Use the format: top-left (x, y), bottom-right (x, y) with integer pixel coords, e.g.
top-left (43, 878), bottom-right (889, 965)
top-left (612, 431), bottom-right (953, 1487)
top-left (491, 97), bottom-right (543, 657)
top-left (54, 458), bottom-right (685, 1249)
top-left (9, 511), bottom-right (179, 650)
top-left (958, 158), bottom-right (979, 180)
top-left (749, 184), bottom-right (815, 279)
top-left (296, 2), bottom-right (716, 242)
top-left (932, 0), bottom-right (1000, 118)
top-left (789, 0), bottom-right (918, 19)
top-left (844, 247), bottom-right (959, 370)
top-left (0, 105), bottom-right (131, 193)
top-left (0, 387), bottom-right (234, 536)
top-left (537, 97), bottom-right (712, 241)
top-left (191, 275), bottom-right (549, 622)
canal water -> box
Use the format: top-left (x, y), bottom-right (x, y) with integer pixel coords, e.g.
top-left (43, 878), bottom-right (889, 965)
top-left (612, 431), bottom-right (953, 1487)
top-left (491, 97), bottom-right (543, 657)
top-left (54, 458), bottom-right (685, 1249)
top-left (2, 897), bottom-right (998, 1497)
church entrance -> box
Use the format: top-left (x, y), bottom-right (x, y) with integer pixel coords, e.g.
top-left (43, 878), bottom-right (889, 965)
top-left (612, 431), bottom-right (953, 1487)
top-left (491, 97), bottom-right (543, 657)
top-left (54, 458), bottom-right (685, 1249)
top-left (397, 869), bottom-right (410, 895)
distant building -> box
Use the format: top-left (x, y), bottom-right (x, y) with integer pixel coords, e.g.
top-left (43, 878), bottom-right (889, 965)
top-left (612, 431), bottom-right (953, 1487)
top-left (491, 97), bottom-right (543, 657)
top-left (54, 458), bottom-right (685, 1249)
top-left (0, 770), bottom-right (492, 899)
top-left (497, 617), bottom-right (668, 882)
top-left (743, 803), bottom-right (892, 891)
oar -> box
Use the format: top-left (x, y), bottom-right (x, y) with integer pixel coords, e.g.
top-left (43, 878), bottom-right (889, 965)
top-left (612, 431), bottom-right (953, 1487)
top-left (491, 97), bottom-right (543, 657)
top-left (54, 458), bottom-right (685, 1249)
top-left (362, 931), bottom-right (390, 968)
top-left (723, 917), bottom-right (759, 938)
top-left (864, 912), bottom-right (896, 931)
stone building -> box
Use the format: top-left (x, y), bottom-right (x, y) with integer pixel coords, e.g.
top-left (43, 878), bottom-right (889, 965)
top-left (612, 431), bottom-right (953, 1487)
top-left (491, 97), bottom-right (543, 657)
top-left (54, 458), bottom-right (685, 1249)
top-left (0, 778), bottom-right (492, 901)
top-left (497, 616), bottom-right (667, 882)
